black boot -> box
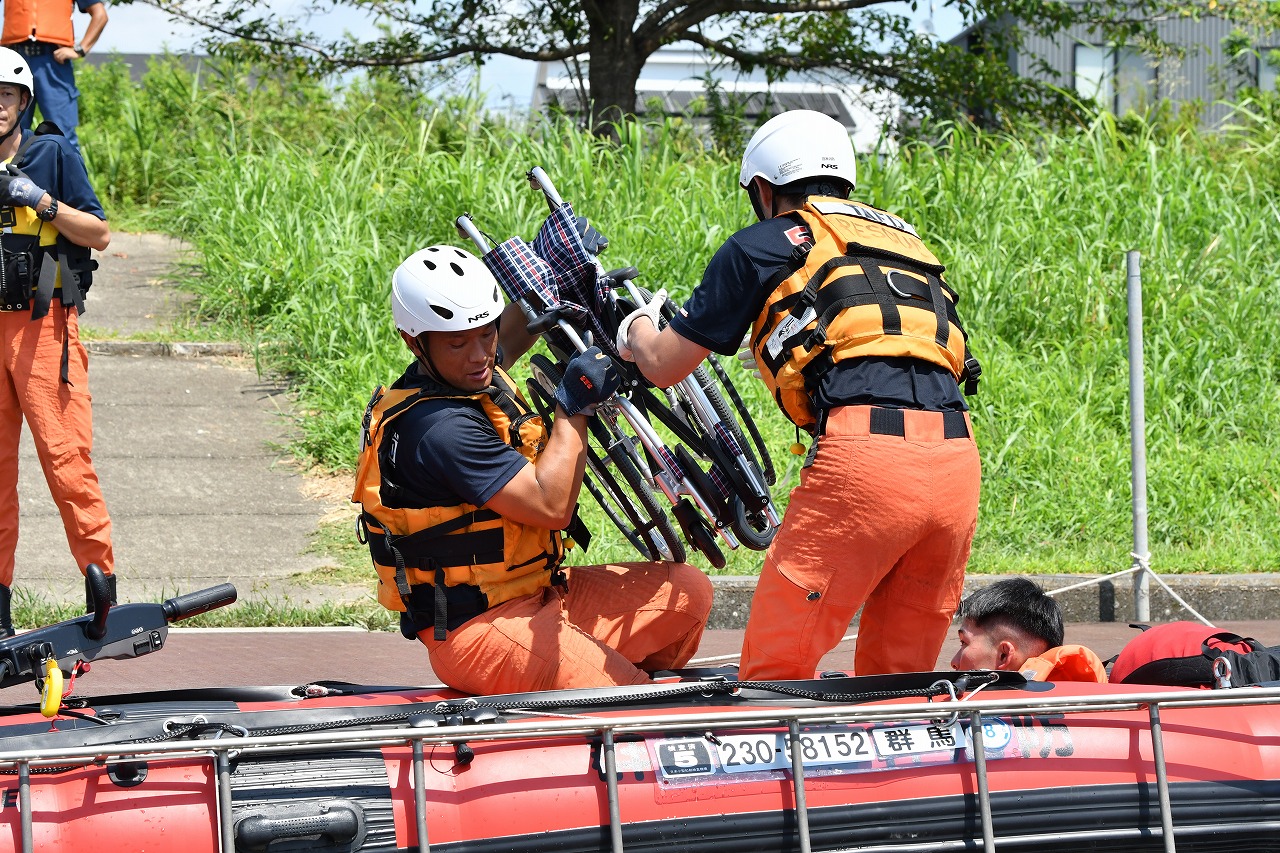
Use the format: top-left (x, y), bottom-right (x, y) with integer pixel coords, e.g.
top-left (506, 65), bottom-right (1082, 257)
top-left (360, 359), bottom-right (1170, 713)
top-left (0, 585), bottom-right (12, 639)
top-left (84, 565), bottom-right (117, 613)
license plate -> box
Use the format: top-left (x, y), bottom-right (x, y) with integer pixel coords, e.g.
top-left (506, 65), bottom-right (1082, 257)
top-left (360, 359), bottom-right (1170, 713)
top-left (714, 722), bottom-right (960, 774)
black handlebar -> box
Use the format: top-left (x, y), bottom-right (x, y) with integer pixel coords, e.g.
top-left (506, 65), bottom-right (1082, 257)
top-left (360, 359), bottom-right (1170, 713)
top-left (0, 583), bottom-right (239, 690)
top-left (162, 583), bottom-right (238, 623)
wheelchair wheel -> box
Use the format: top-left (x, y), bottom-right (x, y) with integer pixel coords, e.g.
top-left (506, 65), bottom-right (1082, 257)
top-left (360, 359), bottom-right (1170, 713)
top-left (526, 354), bottom-right (686, 564)
top-left (697, 357), bottom-right (777, 487)
top-left (730, 494), bottom-right (777, 552)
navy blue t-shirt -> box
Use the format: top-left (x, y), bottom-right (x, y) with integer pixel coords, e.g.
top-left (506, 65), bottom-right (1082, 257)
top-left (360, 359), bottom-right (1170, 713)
top-left (378, 361), bottom-right (529, 509)
top-left (15, 130), bottom-right (105, 218)
top-left (668, 215), bottom-right (966, 413)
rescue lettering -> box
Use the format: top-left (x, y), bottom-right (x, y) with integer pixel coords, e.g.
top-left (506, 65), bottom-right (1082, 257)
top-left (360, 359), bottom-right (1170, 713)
top-left (812, 200), bottom-right (920, 239)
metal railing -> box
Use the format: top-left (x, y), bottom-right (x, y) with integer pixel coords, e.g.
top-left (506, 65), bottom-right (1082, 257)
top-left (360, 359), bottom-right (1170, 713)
top-left (0, 684), bottom-right (1277, 853)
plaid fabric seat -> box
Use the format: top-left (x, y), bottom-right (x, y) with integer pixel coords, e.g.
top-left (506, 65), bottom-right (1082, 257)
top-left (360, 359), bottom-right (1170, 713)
top-left (482, 202), bottom-right (619, 355)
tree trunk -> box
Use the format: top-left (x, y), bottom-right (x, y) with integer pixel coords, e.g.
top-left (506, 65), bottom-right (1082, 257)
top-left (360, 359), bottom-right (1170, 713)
top-left (585, 2), bottom-right (648, 137)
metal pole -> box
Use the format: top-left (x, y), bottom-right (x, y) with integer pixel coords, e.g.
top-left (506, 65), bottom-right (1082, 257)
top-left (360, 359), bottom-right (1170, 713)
top-left (413, 739), bottom-right (430, 853)
top-left (787, 720), bottom-right (812, 853)
top-left (603, 729), bottom-right (625, 853)
top-left (969, 712), bottom-right (995, 853)
top-left (1127, 250), bottom-right (1151, 622)
top-left (1148, 704), bottom-right (1178, 852)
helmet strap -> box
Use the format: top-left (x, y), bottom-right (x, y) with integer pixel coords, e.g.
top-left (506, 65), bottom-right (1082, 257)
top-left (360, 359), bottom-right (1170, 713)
top-left (0, 92), bottom-right (29, 144)
top-left (746, 178), bottom-right (771, 222)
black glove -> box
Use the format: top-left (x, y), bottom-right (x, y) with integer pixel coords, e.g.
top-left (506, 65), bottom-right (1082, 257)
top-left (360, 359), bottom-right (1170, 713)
top-left (554, 346), bottom-right (621, 417)
top-left (0, 164), bottom-right (46, 209)
top-left (575, 215), bottom-right (609, 255)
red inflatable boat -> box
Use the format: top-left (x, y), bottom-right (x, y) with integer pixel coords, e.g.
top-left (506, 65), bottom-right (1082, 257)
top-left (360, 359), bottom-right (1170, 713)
top-left (0, 584), bottom-right (1276, 853)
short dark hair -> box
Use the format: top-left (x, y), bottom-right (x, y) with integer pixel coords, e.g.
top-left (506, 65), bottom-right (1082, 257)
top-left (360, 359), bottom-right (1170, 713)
top-left (957, 578), bottom-right (1064, 649)
top-left (774, 178), bottom-right (852, 205)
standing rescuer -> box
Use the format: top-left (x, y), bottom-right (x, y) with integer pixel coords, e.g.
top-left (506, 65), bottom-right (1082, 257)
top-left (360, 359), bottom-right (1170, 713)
top-left (0, 46), bottom-right (112, 637)
top-left (352, 245), bottom-right (712, 695)
top-left (617, 109), bottom-right (982, 679)
top-left (1, 0), bottom-right (106, 152)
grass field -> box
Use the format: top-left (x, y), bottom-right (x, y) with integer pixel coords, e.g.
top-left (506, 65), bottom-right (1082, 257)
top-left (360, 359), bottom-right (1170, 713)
top-left (75, 57), bottom-right (1280, 581)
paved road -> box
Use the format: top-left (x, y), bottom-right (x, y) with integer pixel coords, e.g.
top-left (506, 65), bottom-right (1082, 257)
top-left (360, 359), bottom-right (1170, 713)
top-left (5, 620), bottom-right (1274, 702)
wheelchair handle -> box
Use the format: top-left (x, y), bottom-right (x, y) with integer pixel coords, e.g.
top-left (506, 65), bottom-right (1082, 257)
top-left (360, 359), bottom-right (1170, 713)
top-left (527, 166), bottom-right (564, 211)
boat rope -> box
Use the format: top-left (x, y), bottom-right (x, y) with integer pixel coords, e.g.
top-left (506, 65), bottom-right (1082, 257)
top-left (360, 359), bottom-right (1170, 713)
top-left (429, 677), bottom-right (995, 715)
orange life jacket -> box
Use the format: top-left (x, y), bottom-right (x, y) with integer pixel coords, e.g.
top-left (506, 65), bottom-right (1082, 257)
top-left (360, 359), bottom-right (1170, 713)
top-left (351, 366), bottom-right (572, 640)
top-left (749, 197), bottom-right (980, 432)
top-left (2, 0), bottom-right (77, 47)
top-left (1019, 645), bottom-right (1109, 683)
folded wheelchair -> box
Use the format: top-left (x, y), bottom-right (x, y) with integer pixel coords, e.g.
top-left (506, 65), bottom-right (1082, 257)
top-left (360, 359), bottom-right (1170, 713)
top-left (455, 166), bottom-right (780, 568)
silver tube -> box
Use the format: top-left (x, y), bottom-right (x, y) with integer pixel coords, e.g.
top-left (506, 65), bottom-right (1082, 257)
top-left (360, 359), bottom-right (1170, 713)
top-left (1127, 250), bottom-right (1151, 622)
top-left (413, 739), bottom-right (430, 853)
top-left (787, 720), bottom-right (813, 853)
top-left (969, 712), bottom-right (995, 853)
top-left (217, 751), bottom-right (234, 853)
top-left (1148, 705), bottom-right (1177, 852)
top-left (603, 729), bottom-right (625, 853)
top-left (18, 761), bottom-right (31, 853)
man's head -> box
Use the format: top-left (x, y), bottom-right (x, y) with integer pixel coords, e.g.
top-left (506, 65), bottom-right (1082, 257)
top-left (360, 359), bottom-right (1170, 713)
top-left (738, 109), bottom-right (857, 221)
top-left (391, 245), bottom-right (506, 392)
top-left (950, 578), bottom-right (1065, 672)
top-left (0, 48), bottom-right (33, 142)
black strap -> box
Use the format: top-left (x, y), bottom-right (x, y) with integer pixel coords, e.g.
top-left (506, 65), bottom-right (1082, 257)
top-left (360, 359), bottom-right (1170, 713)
top-left (564, 509), bottom-right (592, 553)
top-left (59, 306), bottom-right (71, 385)
top-left (855, 261), bottom-right (902, 337)
top-left (869, 406), bottom-right (905, 436)
top-left (30, 245), bottom-right (56, 322)
top-left (866, 407), bottom-right (969, 440)
top-left (943, 410), bottom-right (970, 439)
top-left (433, 565), bottom-right (448, 641)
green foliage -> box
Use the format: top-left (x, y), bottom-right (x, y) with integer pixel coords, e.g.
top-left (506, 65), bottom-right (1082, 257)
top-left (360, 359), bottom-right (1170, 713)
top-left (114, 0), bottom-right (1280, 133)
top-left (79, 59), bottom-right (1280, 576)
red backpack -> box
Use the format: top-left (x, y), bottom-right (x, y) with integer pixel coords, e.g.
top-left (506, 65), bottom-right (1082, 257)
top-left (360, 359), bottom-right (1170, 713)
top-left (1111, 622), bottom-right (1280, 687)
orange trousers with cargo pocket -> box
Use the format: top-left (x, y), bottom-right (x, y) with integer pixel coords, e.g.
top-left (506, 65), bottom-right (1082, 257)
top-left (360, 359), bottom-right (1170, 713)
top-left (739, 405), bottom-right (980, 680)
top-left (420, 561), bottom-right (713, 695)
top-left (0, 307), bottom-right (114, 587)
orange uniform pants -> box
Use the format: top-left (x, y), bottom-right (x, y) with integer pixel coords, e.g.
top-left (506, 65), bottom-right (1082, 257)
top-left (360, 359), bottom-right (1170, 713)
top-left (0, 307), bottom-right (114, 587)
top-left (420, 561), bottom-right (713, 695)
top-left (740, 405), bottom-right (980, 680)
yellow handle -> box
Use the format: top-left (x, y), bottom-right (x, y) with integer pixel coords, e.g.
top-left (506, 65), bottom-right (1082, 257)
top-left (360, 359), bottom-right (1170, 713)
top-left (40, 659), bottom-right (63, 719)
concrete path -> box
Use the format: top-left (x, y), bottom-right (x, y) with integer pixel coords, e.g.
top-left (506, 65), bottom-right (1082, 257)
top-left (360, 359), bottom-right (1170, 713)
top-left (14, 233), bottom-right (356, 611)
top-left (17, 620), bottom-right (1280, 699)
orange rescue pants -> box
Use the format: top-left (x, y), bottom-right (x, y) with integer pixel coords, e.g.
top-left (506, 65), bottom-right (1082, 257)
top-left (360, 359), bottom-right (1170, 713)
top-left (0, 307), bottom-right (114, 587)
top-left (740, 405), bottom-right (980, 680)
top-left (420, 561), bottom-right (713, 695)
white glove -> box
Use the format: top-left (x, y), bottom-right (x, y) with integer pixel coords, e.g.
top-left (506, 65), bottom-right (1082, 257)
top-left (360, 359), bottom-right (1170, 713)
top-left (736, 333), bottom-right (762, 379)
top-left (614, 288), bottom-right (667, 362)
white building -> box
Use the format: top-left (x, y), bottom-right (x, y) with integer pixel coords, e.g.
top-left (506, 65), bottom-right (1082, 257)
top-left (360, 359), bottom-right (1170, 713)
top-left (531, 48), bottom-right (900, 153)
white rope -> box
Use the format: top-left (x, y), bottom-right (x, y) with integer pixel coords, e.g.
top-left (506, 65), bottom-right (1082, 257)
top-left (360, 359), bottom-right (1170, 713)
top-left (1042, 565), bottom-right (1140, 596)
top-left (1145, 570), bottom-right (1215, 627)
top-left (688, 632), bottom-right (858, 667)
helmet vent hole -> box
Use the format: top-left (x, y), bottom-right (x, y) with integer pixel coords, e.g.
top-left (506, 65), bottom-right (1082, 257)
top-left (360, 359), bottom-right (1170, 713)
top-left (492, 286), bottom-right (499, 302)
top-left (450, 262), bottom-right (464, 276)
top-left (430, 305), bottom-right (454, 320)
top-left (421, 259), bottom-right (437, 271)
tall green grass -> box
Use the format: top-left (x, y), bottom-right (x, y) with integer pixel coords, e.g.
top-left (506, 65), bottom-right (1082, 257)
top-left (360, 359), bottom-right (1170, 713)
top-left (78, 58), bottom-right (1280, 576)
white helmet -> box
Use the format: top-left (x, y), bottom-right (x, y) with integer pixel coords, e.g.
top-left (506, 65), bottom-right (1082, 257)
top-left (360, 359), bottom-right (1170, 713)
top-left (0, 47), bottom-right (33, 98)
top-left (739, 110), bottom-right (857, 193)
top-left (391, 245), bottom-right (505, 337)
